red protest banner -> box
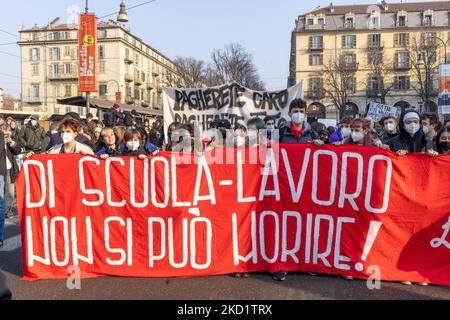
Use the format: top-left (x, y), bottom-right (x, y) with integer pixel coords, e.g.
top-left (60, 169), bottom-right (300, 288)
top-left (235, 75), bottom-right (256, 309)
top-left (16, 144), bottom-right (450, 285)
top-left (78, 14), bottom-right (97, 93)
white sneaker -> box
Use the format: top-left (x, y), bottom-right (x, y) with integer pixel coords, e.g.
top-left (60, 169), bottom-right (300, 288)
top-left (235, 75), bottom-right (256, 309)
top-left (400, 281), bottom-right (412, 285)
top-left (417, 282), bottom-right (428, 286)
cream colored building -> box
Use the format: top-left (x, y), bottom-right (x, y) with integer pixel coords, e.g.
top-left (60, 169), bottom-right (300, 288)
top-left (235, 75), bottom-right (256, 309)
top-left (288, 1), bottom-right (450, 119)
top-left (18, 19), bottom-right (179, 119)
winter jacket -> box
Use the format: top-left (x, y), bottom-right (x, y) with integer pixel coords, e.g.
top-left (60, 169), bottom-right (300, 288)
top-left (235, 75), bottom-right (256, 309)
top-left (119, 143), bottom-right (147, 157)
top-left (0, 132), bottom-right (22, 182)
top-left (330, 128), bottom-right (344, 143)
top-left (94, 144), bottom-right (122, 157)
top-left (18, 122), bottom-right (46, 152)
top-left (45, 132), bottom-right (94, 151)
top-left (387, 109), bottom-right (427, 153)
top-left (47, 141), bottom-right (94, 155)
top-left (279, 122), bottom-right (319, 143)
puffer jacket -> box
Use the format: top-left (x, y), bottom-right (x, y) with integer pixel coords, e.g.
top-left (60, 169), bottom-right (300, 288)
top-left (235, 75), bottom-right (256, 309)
top-left (387, 109), bottom-right (427, 153)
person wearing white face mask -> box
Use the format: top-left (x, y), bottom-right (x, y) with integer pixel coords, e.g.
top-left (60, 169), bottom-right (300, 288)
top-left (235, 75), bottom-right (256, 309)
top-left (18, 116), bottom-right (46, 153)
top-left (420, 112), bottom-right (440, 141)
top-left (42, 119), bottom-right (94, 155)
top-left (330, 116), bottom-right (353, 145)
top-left (119, 128), bottom-right (148, 160)
top-left (279, 99), bottom-right (324, 147)
top-left (387, 109), bottom-right (428, 156)
top-left (343, 118), bottom-right (389, 150)
top-left (379, 116), bottom-right (399, 144)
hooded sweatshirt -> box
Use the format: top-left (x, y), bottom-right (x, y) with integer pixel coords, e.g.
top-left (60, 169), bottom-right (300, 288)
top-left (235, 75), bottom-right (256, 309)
top-left (387, 109), bottom-right (427, 153)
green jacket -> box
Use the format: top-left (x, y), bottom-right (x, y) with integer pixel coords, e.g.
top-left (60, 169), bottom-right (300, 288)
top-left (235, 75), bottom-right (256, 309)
top-left (19, 123), bottom-right (46, 152)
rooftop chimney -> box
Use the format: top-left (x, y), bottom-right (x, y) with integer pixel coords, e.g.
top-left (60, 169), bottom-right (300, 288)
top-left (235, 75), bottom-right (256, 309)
top-left (330, 2), bottom-right (335, 13)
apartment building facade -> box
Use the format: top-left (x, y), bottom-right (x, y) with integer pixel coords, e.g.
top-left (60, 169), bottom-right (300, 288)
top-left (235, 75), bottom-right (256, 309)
top-left (18, 19), bottom-right (179, 118)
top-left (288, 1), bottom-right (450, 119)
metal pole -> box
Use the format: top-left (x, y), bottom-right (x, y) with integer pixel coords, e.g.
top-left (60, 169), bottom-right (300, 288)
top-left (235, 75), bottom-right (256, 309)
top-left (85, 0), bottom-right (90, 116)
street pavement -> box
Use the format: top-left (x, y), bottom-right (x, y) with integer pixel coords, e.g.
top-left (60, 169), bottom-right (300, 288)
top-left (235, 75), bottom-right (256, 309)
top-left (2, 219), bottom-right (450, 300)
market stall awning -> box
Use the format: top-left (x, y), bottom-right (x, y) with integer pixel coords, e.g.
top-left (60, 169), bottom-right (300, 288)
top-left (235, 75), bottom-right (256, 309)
top-left (56, 96), bottom-right (163, 117)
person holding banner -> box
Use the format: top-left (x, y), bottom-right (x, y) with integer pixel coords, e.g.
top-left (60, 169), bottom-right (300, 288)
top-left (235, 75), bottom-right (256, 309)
top-left (427, 125), bottom-right (450, 156)
top-left (387, 109), bottom-right (428, 156)
top-left (119, 128), bottom-right (149, 159)
top-left (45, 119), bottom-right (94, 155)
top-left (94, 128), bottom-right (122, 159)
top-left (420, 112), bottom-right (441, 142)
top-left (379, 116), bottom-right (399, 144)
top-left (275, 98), bottom-right (324, 282)
top-left (247, 117), bottom-right (266, 147)
top-left (344, 118), bottom-right (389, 150)
top-left (330, 116), bottom-right (352, 145)
top-left (164, 122), bottom-right (181, 152)
top-left (279, 99), bottom-right (323, 146)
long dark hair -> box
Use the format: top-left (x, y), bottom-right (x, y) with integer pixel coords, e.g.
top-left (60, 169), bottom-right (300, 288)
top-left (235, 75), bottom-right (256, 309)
top-left (436, 125), bottom-right (450, 154)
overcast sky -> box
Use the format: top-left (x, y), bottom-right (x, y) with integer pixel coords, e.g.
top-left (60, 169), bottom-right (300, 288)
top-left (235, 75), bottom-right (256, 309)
top-left (0, 0), bottom-right (438, 98)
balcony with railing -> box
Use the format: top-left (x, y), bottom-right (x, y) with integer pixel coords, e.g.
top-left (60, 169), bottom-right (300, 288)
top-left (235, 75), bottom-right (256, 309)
top-left (125, 73), bottom-right (133, 82)
top-left (135, 77), bottom-right (143, 86)
top-left (305, 24), bottom-right (325, 30)
top-left (304, 90), bottom-right (325, 100)
top-left (124, 55), bottom-right (134, 64)
top-left (152, 68), bottom-right (160, 77)
top-left (394, 61), bottom-right (410, 70)
top-left (48, 72), bottom-right (78, 81)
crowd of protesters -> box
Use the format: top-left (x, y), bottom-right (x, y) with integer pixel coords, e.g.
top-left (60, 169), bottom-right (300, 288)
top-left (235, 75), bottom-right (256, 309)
top-left (0, 98), bottom-right (449, 289)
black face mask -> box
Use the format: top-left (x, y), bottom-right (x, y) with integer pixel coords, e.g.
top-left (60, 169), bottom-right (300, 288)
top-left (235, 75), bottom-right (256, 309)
top-left (439, 141), bottom-right (450, 152)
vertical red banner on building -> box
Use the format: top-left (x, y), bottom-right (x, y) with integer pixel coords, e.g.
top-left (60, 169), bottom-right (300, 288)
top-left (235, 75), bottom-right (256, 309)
top-left (78, 14), bottom-right (97, 92)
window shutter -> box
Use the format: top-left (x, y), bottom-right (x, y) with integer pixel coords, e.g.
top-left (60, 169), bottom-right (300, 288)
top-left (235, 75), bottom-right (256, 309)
top-left (368, 34), bottom-right (372, 46)
top-left (394, 34), bottom-right (399, 47)
top-left (29, 48), bottom-right (32, 61)
top-left (320, 54), bottom-right (323, 65)
top-left (320, 36), bottom-right (323, 48)
top-left (309, 55), bottom-right (313, 65)
top-left (406, 34), bottom-right (410, 46)
top-left (309, 36), bottom-right (313, 49)
top-left (308, 78), bottom-right (313, 90)
top-left (342, 35), bottom-right (346, 48)
top-left (352, 35), bottom-right (357, 48)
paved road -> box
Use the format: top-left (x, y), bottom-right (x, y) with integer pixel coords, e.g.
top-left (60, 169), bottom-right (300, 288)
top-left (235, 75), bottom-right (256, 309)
top-left (2, 219), bottom-right (450, 300)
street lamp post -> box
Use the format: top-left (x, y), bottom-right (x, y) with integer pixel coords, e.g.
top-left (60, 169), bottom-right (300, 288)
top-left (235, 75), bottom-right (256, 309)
top-left (435, 36), bottom-right (450, 64)
top-left (85, 0), bottom-right (90, 116)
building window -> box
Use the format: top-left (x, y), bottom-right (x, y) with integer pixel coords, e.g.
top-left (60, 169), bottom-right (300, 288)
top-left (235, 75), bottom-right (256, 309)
top-left (398, 15), bottom-right (406, 27)
top-left (345, 17), bottom-right (354, 29)
top-left (424, 14), bottom-right (433, 26)
top-left (309, 36), bottom-right (323, 49)
top-left (307, 18), bottom-right (314, 25)
top-left (99, 61), bottom-right (106, 74)
top-left (32, 64), bottom-right (39, 76)
top-left (65, 64), bottom-right (72, 74)
top-left (32, 85), bottom-right (40, 98)
top-left (53, 84), bottom-right (60, 97)
top-left (422, 32), bottom-right (437, 46)
top-left (318, 18), bottom-right (325, 25)
top-left (342, 35), bottom-right (356, 48)
top-left (309, 77), bottom-right (322, 91)
top-left (64, 46), bottom-right (71, 57)
top-left (49, 47), bottom-right (60, 60)
top-left (369, 13), bottom-right (380, 29)
top-left (395, 76), bottom-right (410, 90)
top-left (369, 76), bottom-right (381, 91)
top-left (52, 64), bottom-right (60, 76)
top-left (309, 54), bottom-right (323, 66)
top-left (99, 84), bottom-right (107, 96)
top-left (395, 52), bottom-right (410, 69)
top-left (64, 85), bottom-right (71, 97)
top-left (98, 29), bottom-right (107, 38)
top-left (346, 77), bottom-right (356, 92)
top-left (98, 45), bottom-right (105, 59)
top-left (29, 48), bottom-right (40, 61)
top-left (344, 54), bottom-right (356, 65)
top-left (368, 34), bottom-right (381, 47)
top-left (395, 33), bottom-right (409, 47)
